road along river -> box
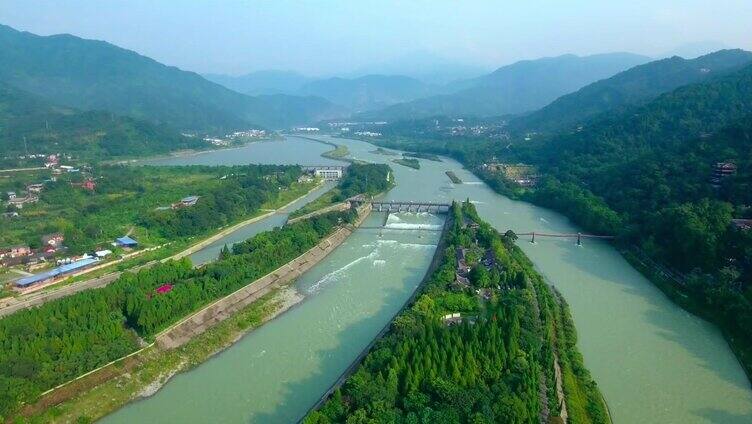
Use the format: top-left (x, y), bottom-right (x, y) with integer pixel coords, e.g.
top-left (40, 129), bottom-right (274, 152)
top-left (103, 135), bottom-right (752, 423)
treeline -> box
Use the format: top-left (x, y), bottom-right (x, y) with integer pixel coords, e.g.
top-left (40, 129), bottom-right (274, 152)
top-left (0, 209), bottom-right (354, 419)
top-left (306, 202), bottom-right (607, 423)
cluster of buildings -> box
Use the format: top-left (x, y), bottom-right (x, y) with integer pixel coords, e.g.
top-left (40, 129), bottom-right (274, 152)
top-left (202, 130), bottom-right (267, 147)
top-left (710, 162), bottom-right (737, 187)
top-left (294, 127), bottom-right (320, 132)
top-left (481, 162), bottom-right (540, 188)
top-left (227, 129), bottom-right (266, 139)
top-left (5, 190), bottom-right (39, 209)
top-left (452, 219), bottom-right (500, 298)
top-left (0, 232), bottom-right (66, 268)
top-left (3, 233), bottom-right (137, 290)
top-left (328, 121), bottom-right (388, 135)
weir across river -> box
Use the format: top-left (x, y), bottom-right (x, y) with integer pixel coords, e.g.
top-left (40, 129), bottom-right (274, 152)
top-left (364, 200), bottom-right (451, 213)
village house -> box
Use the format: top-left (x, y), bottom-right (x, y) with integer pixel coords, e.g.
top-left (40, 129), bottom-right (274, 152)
top-left (71, 179), bottom-right (96, 191)
top-left (441, 312), bottom-right (463, 326)
top-left (482, 249), bottom-right (498, 270)
top-left (731, 219), bottom-right (752, 231)
top-left (114, 236), bottom-right (138, 248)
top-left (41, 232), bottom-right (64, 247)
top-left (1, 245), bottom-right (31, 259)
top-left (172, 195), bottom-right (199, 209)
top-left (710, 162), bottom-right (737, 187)
top-left (7, 194), bottom-right (39, 209)
top-left (26, 183), bottom-right (44, 193)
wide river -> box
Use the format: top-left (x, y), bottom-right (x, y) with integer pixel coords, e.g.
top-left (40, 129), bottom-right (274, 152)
top-left (104, 136), bottom-right (752, 423)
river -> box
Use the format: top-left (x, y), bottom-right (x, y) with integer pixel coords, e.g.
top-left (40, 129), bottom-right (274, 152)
top-left (103, 136), bottom-right (752, 423)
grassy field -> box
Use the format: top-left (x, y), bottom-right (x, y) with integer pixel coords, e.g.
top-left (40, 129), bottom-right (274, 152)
top-left (321, 145), bottom-right (349, 159)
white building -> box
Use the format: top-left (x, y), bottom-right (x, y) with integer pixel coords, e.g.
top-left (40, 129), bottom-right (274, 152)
top-left (314, 168), bottom-right (343, 180)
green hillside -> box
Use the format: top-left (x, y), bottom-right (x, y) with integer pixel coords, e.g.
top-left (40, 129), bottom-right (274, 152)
top-left (0, 82), bottom-right (202, 158)
top-left (0, 24), bottom-right (340, 131)
top-left (511, 49), bottom-right (752, 132)
top-left (357, 53), bottom-right (651, 121)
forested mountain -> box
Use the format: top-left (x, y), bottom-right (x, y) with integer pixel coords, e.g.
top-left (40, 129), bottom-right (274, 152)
top-left (0, 24), bottom-right (340, 131)
top-left (298, 75), bottom-right (436, 112)
top-left (0, 82), bottom-right (202, 157)
top-left (357, 52), bottom-right (651, 121)
top-left (512, 49), bottom-right (752, 132)
top-left (203, 70), bottom-right (311, 95)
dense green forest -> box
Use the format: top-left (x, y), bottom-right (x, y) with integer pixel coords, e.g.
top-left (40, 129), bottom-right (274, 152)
top-left (0, 82), bottom-right (203, 160)
top-left (510, 49), bottom-right (752, 133)
top-left (306, 202), bottom-right (607, 423)
top-left (0, 209), bottom-right (354, 419)
top-left (1, 165), bottom-right (305, 253)
top-left (373, 61), bottom-right (752, 380)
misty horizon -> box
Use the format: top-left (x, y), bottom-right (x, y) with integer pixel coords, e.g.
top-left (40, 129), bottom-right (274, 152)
top-left (1, 0), bottom-right (750, 79)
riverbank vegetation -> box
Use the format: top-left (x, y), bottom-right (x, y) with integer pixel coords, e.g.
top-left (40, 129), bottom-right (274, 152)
top-left (0, 209), bottom-right (356, 420)
top-left (290, 163), bottom-right (392, 218)
top-left (392, 157), bottom-right (420, 170)
top-left (321, 145), bottom-right (350, 160)
top-left (404, 152), bottom-right (441, 162)
top-left (446, 171), bottom-right (462, 184)
top-left (306, 201), bottom-right (607, 423)
top-left (370, 147), bottom-right (399, 156)
top-left (1, 164), bottom-right (309, 256)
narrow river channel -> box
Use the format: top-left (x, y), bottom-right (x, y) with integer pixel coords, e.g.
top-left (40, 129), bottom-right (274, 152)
top-left (104, 136), bottom-right (752, 423)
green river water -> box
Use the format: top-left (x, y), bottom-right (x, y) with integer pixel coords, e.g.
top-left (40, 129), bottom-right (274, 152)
top-left (102, 136), bottom-right (752, 423)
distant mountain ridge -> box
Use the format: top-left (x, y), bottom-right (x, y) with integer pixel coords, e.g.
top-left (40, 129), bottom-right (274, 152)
top-left (298, 74), bottom-right (436, 112)
top-left (0, 24), bottom-right (340, 131)
top-left (511, 49), bottom-right (752, 132)
top-left (203, 70), bottom-right (311, 96)
top-left (356, 52), bottom-right (652, 121)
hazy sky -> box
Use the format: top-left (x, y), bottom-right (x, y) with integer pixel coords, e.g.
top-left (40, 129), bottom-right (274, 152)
top-left (1, 0), bottom-right (751, 76)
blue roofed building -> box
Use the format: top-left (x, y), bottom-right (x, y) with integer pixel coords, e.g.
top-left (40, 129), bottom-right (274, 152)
top-left (14, 257), bottom-right (99, 288)
top-left (115, 236), bottom-right (138, 247)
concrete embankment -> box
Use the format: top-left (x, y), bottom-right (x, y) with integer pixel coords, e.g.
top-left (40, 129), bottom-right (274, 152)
top-left (156, 204), bottom-right (372, 349)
